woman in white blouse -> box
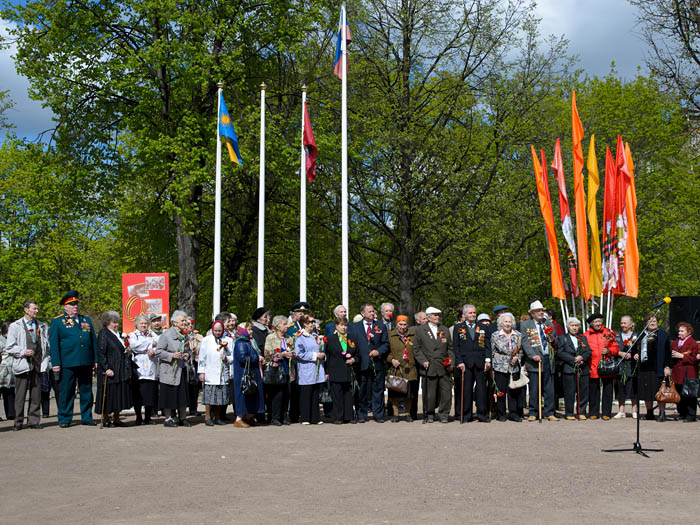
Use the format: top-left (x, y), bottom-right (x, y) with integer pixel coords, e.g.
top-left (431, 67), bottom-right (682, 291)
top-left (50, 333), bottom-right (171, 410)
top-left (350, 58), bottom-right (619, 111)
top-left (128, 315), bottom-right (158, 425)
top-left (198, 320), bottom-right (233, 426)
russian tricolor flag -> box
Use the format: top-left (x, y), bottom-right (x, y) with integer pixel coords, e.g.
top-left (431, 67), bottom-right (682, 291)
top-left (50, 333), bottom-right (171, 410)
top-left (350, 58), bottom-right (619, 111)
top-left (333, 4), bottom-right (351, 79)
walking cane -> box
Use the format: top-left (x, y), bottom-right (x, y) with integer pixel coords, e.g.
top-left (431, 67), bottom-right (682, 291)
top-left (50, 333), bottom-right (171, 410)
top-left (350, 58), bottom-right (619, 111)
top-left (538, 360), bottom-right (542, 424)
top-left (422, 363), bottom-right (429, 423)
top-left (576, 369), bottom-right (581, 419)
top-left (99, 373), bottom-right (108, 429)
top-left (460, 367), bottom-right (465, 424)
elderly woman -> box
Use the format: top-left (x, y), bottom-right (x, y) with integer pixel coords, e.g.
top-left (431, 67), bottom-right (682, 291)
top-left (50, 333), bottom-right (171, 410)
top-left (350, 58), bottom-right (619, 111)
top-left (490, 312), bottom-right (524, 422)
top-left (198, 320), bottom-right (233, 426)
top-left (634, 314), bottom-right (672, 421)
top-left (155, 310), bottom-right (192, 428)
top-left (583, 313), bottom-right (620, 420)
top-left (263, 315), bottom-right (294, 426)
top-left (671, 322), bottom-right (699, 422)
top-left (555, 318), bottom-right (592, 420)
top-left (128, 314), bottom-right (159, 425)
top-left (385, 315), bottom-right (416, 423)
top-left (233, 323), bottom-right (265, 428)
top-left (326, 317), bottom-right (358, 424)
top-left (95, 311), bottom-right (133, 427)
top-left (0, 322), bottom-right (16, 421)
top-left (295, 313), bottom-right (326, 425)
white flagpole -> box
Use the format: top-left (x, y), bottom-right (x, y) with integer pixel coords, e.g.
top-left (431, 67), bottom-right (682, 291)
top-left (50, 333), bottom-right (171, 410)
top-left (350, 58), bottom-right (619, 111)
top-left (341, 2), bottom-right (349, 311)
top-left (213, 81), bottom-right (223, 318)
top-left (559, 299), bottom-right (567, 325)
top-left (257, 83), bottom-right (267, 308)
top-left (300, 85), bottom-right (307, 302)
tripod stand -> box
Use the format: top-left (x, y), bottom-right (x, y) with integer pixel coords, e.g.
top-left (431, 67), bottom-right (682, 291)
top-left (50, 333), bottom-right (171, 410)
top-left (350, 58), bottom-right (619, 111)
top-left (602, 306), bottom-right (665, 458)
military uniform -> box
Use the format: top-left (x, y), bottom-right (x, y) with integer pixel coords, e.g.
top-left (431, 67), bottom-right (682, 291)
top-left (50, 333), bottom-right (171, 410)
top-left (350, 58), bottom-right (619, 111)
top-left (49, 293), bottom-right (98, 426)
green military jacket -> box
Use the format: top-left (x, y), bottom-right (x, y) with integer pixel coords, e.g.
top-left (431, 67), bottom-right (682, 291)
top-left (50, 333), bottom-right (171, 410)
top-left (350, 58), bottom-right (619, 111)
top-left (49, 312), bottom-right (98, 368)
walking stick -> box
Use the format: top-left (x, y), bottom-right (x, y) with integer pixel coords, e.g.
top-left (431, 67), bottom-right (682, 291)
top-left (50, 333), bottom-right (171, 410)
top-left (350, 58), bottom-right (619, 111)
top-left (538, 360), bottom-right (542, 424)
top-left (99, 373), bottom-right (108, 429)
top-left (422, 363), bottom-right (429, 423)
top-left (460, 367), bottom-right (465, 424)
top-left (576, 370), bottom-right (581, 419)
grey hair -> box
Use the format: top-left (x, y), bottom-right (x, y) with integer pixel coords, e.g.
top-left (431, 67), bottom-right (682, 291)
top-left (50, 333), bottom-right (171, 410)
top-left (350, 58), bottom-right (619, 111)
top-left (621, 315), bottom-right (635, 328)
top-left (230, 313), bottom-right (238, 321)
top-left (272, 315), bottom-right (288, 328)
top-left (414, 311), bottom-right (425, 321)
top-left (333, 304), bottom-right (347, 316)
top-left (496, 312), bottom-right (515, 329)
top-left (134, 314), bottom-right (150, 326)
top-left (461, 304), bottom-right (476, 315)
top-left (101, 310), bottom-right (120, 326)
top-left (380, 302), bottom-right (394, 312)
top-left (171, 310), bottom-right (188, 324)
top-left (567, 317), bottom-right (582, 326)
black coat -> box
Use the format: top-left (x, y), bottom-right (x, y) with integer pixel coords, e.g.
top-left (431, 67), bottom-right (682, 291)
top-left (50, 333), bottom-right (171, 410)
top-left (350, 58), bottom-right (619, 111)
top-left (555, 333), bottom-right (592, 375)
top-left (97, 329), bottom-right (132, 383)
top-left (453, 321), bottom-right (490, 369)
top-left (325, 333), bottom-right (357, 383)
top-left (347, 320), bottom-right (389, 372)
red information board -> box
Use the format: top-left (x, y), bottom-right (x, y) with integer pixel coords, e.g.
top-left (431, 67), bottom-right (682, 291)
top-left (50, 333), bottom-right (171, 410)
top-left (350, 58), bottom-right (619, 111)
top-left (121, 273), bottom-right (170, 333)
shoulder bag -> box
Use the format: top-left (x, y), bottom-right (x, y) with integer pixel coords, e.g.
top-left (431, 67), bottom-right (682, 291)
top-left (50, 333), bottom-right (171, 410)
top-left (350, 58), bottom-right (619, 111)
top-left (240, 358), bottom-right (258, 396)
top-left (681, 366), bottom-right (699, 398)
top-left (509, 366), bottom-right (529, 389)
top-left (386, 366), bottom-right (409, 394)
top-left (597, 356), bottom-right (620, 377)
top-left (655, 377), bottom-right (681, 404)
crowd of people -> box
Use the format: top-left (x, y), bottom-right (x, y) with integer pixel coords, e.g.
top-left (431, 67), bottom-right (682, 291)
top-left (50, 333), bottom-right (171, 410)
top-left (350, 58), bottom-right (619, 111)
top-left (1, 291), bottom-right (698, 430)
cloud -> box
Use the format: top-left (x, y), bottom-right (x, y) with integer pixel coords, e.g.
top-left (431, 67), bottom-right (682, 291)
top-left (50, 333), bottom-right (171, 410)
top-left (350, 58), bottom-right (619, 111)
top-left (0, 20), bottom-right (56, 142)
top-left (534, 0), bottom-right (648, 79)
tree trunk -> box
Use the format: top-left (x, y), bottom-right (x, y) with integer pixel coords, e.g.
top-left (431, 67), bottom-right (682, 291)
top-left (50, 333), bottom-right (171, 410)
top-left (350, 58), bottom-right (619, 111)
top-left (175, 213), bottom-right (200, 318)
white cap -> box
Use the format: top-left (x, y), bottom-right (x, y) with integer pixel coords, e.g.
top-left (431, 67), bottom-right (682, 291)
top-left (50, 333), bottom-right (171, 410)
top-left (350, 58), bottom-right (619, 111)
top-left (477, 313), bottom-right (491, 322)
top-left (529, 300), bottom-right (545, 312)
top-left (425, 307), bottom-right (441, 315)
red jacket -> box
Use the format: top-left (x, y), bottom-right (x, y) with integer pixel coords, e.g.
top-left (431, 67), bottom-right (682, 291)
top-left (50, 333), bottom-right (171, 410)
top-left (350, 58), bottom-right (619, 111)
top-left (584, 327), bottom-right (620, 378)
top-left (671, 336), bottom-right (699, 385)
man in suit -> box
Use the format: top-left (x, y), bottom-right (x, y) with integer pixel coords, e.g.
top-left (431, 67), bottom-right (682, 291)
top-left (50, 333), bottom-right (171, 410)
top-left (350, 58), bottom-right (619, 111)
top-left (521, 300), bottom-right (558, 421)
top-left (348, 303), bottom-right (389, 423)
top-left (380, 303), bottom-right (395, 333)
top-left (412, 306), bottom-right (454, 423)
top-left (453, 304), bottom-right (490, 423)
top-left (49, 291), bottom-right (98, 427)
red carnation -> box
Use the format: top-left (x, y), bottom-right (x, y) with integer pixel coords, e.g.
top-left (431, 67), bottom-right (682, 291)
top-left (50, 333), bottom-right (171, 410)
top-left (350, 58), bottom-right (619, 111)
top-left (323, 336), bottom-right (327, 343)
top-left (443, 357), bottom-right (452, 367)
top-left (275, 347), bottom-right (281, 353)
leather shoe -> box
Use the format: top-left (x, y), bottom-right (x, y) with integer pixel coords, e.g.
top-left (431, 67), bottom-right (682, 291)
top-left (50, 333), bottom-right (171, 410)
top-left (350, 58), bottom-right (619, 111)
top-left (205, 419), bottom-right (215, 426)
top-left (565, 416), bottom-right (576, 421)
top-left (656, 411), bottom-right (666, 422)
top-left (547, 415), bottom-right (559, 421)
top-left (179, 419), bottom-right (192, 427)
top-left (271, 420), bottom-right (282, 426)
top-left (391, 416), bottom-right (399, 423)
top-left (589, 415), bottom-right (598, 420)
top-left (477, 416), bottom-right (490, 423)
top-left (134, 420), bottom-right (144, 426)
top-left (440, 417), bottom-right (449, 424)
top-left (163, 419), bottom-right (178, 428)
top-left (233, 419), bottom-right (250, 428)
top-left (30, 424), bottom-right (42, 429)
top-left (405, 415), bottom-right (413, 423)
top-left (350, 419), bottom-right (357, 424)
top-left (59, 422), bottom-right (70, 428)
top-left (426, 415), bottom-right (434, 423)
top-left (13, 424), bottom-right (22, 431)
top-left (510, 416), bottom-right (522, 422)
top-left (527, 415), bottom-right (537, 421)
top-left (497, 416), bottom-right (507, 422)
top-left (357, 418), bottom-right (368, 423)
top-left (214, 419), bottom-right (227, 426)
top-left (81, 420), bottom-right (96, 426)
top-left (374, 418), bottom-right (384, 423)
top-left (601, 415), bottom-right (611, 421)
top-left (578, 415), bottom-right (587, 420)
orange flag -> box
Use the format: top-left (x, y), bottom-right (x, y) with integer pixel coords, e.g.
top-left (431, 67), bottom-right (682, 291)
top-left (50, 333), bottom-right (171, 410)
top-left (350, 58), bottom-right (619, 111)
top-left (572, 91), bottom-right (590, 300)
top-left (624, 142), bottom-right (639, 297)
top-left (532, 145), bottom-right (566, 300)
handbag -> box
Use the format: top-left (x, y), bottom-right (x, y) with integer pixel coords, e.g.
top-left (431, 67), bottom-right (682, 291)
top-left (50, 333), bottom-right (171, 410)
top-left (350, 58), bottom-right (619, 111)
top-left (655, 377), bottom-right (681, 404)
top-left (385, 367), bottom-right (409, 394)
top-left (263, 360), bottom-right (287, 385)
top-left (240, 358), bottom-right (258, 396)
top-left (682, 367), bottom-right (699, 398)
top-left (509, 366), bottom-right (529, 389)
top-left (597, 356), bottom-right (619, 377)
top-left (320, 380), bottom-right (333, 403)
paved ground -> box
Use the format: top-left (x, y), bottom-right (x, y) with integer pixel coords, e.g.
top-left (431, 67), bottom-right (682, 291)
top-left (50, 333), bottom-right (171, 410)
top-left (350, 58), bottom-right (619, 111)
top-left (1, 398), bottom-right (699, 524)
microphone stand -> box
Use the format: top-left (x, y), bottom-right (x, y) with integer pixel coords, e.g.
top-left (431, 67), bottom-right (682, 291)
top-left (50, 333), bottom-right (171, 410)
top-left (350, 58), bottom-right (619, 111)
top-left (602, 305), bottom-right (665, 457)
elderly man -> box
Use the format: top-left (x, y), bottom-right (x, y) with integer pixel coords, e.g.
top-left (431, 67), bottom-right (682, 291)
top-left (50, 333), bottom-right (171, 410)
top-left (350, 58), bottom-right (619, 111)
top-left (325, 305), bottom-right (347, 337)
top-left (413, 307), bottom-right (454, 423)
top-left (49, 291), bottom-right (98, 428)
top-left (348, 303), bottom-right (389, 423)
top-left (380, 303), bottom-right (395, 332)
top-left (614, 315), bottom-right (639, 419)
top-left (453, 304), bottom-right (490, 423)
top-left (521, 300), bottom-right (558, 421)
top-left (6, 301), bottom-right (50, 430)
top-left (286, 302), bottom-right (310, 337)
top-left (413, 311), bottom-right (427, 327)
top-left (555, 317), bottom-right (592, 420)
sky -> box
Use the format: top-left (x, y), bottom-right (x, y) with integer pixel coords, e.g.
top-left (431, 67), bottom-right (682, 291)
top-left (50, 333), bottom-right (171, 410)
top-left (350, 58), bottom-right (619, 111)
top-left (0, 0), bottom-right (649, 142)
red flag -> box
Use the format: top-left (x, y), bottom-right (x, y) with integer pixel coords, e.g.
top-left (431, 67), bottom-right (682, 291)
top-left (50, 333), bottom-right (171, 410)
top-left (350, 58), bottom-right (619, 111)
top-left (571, 91), bottom-right (590, 300)
top-left (551, 138), bottom-right (579, 298)
top-left (602, 147), bottom-right (618, 293)
top-left (303, 101), bottom-right (317, 183)
top-left (614, 135), bottom-right (630, 294)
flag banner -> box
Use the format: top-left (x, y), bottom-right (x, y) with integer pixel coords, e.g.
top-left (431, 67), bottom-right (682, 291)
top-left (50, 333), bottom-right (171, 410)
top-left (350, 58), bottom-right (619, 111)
top-left (571, 91), bottom-right (590, 300)
top-left (587, 135), bottom-right (603, 296)
top-left (602, 147), bottom-right (619, 293)
top-left (533, 145), bottom-right (565, 300)
top-left (551, 137), bottom-right (579, 297)
top-left (624, 142), bottom-right (639, 297)
top-left (303, 101), bottom-right (318, 183)
top-left (334, 4), bottom-right (352, 79)
top-left (219, 92), bottom-right (243, 165)
top-left (122, 273), bottom-right (170, 333)
top-left (615, 135), bottom-right (631, 295)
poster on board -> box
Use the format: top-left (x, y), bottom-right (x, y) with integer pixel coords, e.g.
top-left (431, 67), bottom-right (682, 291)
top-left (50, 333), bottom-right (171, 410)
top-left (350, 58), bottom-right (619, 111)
top-left (122, 273), bottom-right (170, 333)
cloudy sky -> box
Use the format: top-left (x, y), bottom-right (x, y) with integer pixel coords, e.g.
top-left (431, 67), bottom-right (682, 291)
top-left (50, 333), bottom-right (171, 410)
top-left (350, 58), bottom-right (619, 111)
top-left (1, 0), bottom-right (649, 141)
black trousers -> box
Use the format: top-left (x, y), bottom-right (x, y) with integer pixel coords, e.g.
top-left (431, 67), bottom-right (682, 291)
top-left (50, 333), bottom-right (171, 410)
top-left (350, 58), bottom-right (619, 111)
top-left (299, 383), bottom-right (321, 423)
top-left (267, 383), bottom-right (288, 423)
top-left (589, 376), bottom-right (614, 417)
top-left (678, 393), bottom-right (697, 421)
top-left (41, 372), bottom-right (60, 417)
top-left (562, 373), bottom-right (589, 416)
top-left (408, 380), bottom-right (419, 419)
top-left (288, 380), bottom-right (300, 423)
top-left (1, 386), bottom-right (16, 420)
top-left (493, 371), bottom-right (522, 418)
top-left (330, 381), bottom-right (354, 422)
top-left (457, 365), bottom-right (487, 419)
top-left (188, 380), bottom-right (200, 413)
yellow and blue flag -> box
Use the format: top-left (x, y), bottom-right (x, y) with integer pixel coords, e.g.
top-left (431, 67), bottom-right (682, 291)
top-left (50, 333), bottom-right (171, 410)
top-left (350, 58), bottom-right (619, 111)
top-left (219, 92), bottom-right (242, 165)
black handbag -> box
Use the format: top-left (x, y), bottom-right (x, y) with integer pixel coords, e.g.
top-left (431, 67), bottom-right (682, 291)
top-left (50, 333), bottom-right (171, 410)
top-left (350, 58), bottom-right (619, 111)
top-left (682, 367), bottom-right (699, 398)
top-left (263, 363), bottom-right (287, 385)
top-left (597, 356), bottom-right (619, 377)
top-left (240, 358), bottom-right (258, 396)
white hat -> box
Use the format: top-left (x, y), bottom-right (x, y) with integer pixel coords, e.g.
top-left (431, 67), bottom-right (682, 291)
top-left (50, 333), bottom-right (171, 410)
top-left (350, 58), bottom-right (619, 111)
top-left (425, 306), bottom-right (441, 315)
top-left (529, 300), bottom-right (545, 312)
top-left (477, 313), bottom-right (491, 322)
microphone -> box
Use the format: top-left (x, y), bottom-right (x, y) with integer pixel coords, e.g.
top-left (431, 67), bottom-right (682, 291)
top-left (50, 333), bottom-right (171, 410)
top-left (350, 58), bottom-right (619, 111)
top-left (649, 297), bottom-right (671, 310)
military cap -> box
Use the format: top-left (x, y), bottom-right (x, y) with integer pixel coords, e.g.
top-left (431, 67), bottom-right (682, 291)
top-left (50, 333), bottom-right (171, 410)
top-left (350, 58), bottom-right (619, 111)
top-left (59, 290), bottom-right (80, 305)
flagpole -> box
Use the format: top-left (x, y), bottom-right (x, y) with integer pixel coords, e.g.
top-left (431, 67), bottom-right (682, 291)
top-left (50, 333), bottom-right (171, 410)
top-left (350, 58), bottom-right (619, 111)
top-left (341, 2), bottom-right (349, 311)
top-left (559, 299), bottom-right (567, 325)
top-left (257, 83), bottom-right (267, 308)
top-left (300, 85), bottom-right (307, 302)
top-left (213, 80), bottom-right (223, 318)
